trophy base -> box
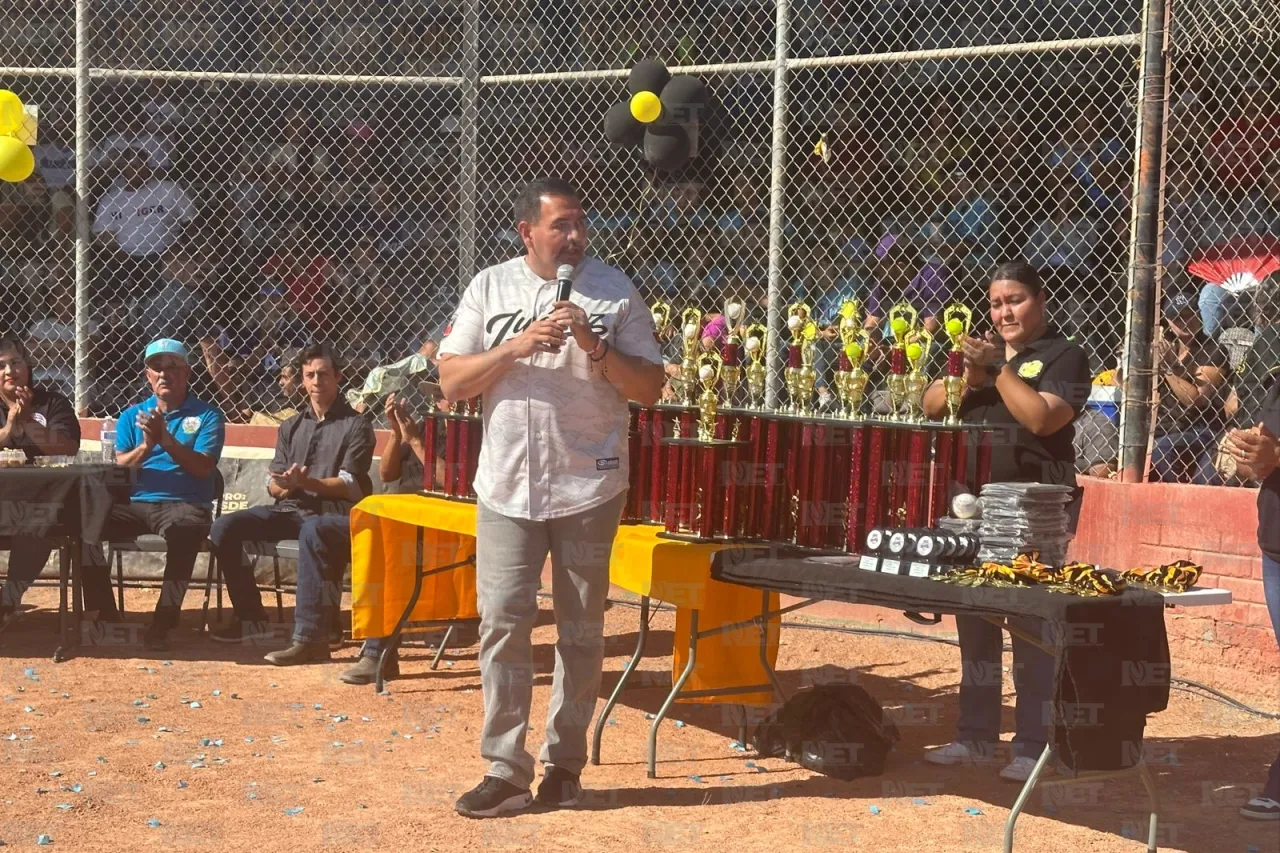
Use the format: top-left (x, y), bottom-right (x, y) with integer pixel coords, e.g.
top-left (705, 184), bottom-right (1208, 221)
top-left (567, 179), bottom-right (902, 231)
top-left (416, 489), bottom-right (478, 504)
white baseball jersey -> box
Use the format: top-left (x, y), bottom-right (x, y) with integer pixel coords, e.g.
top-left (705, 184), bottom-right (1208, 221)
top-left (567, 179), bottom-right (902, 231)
top-left (439, 255), bottom-right (662, 521)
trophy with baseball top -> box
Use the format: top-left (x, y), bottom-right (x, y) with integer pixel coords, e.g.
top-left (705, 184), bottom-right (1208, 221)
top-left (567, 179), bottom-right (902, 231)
top-left (784, 302), bottom-right (818, 415)
top-left (903, 327), bottom-right (935, 423)
top-left (661, 351), bottom-right (750, 541)
top-left (835, 299), bottom-right (871, 419)
top-left (720, 296), bottom-right (746, 408)
top-left (678, 306), bottom-right (703, 406)
top-left (941, 303), bottom-right (972, 425)
top-left (743, 323), bottom-right (767, 410)
top-left (883, 302), bottom-right (918, 421)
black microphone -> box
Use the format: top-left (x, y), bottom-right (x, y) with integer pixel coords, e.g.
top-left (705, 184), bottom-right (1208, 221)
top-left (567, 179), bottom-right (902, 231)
top-left (555, 264), bottom-right (574, 303)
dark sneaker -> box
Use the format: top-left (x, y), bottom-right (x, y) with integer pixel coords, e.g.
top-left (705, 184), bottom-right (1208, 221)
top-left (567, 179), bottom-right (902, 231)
top-left (143, 623), bottom-right (171, 652)
top-left (264, 642), bottom-right (331, 666)
top-left (454, 776), bottom-right (532, 818)
top-left (208, 620), bottom-right (274, 645)
top-left (1240, 796), bottom-right (1280, 821)
top-left (329, 627), bottom-right (345, 651)
top-left (534, 766), bottom-right (583, 808)
top-left (339, 655), bottom-right (398, 685)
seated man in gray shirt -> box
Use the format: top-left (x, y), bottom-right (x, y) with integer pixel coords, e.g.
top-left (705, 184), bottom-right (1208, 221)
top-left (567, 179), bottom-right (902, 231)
top-left (208, 343), bottom-right (375, 665)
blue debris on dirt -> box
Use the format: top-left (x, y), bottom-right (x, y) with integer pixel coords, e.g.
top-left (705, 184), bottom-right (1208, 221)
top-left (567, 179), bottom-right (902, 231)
top-left (688, 775), bottom-right (706, 783)
top-left (912, 798), bottom-right (931, 806)
top-left (177, 781), bottom-right (188, 790)
top-left (674, 720), bottom-right (686, 728)
top-left (154, 762), bottom-right (165, 771)
top-left (964, 807), bottom-right (984, 816)
top-left (55, 804), bottom-right (71, 811)
top-left (146, 819), bottom-right (160, 828)
top-left (36, 834), bottom-right (53, 845)
top-left (869, 805), bottom-right (881, 816)
top-left (284, 807), bottom-right (304, 816)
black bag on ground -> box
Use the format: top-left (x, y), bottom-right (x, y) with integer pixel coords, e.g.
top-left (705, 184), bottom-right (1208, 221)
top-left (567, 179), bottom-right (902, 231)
top-left (751, 684), bottom-right (900, 780)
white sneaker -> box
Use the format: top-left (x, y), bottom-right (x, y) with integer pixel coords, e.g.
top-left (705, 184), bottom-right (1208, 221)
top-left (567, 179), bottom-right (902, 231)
top-left (1239, 796), bottom-right (1280, 821)
top-left (924, 741), bottom-right (984, 766)
top-left (999, 755), bottom-right (1053, 783)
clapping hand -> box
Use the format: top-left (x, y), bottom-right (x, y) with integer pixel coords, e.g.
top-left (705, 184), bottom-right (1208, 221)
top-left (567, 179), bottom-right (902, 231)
top-left (1224, 424), bottom-right (1280, 478)
top-left (961, 332), bottom-right (1001, 386)
top-left (136, 408), bottom-right (169, 449)
top-left (270, 463), bottom-right (311, 491)
top-left (387, 394), bottom-right (422, 446)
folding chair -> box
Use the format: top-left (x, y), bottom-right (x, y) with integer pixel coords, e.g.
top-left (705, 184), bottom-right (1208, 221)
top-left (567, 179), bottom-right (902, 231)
top-left (107, 468), bottom-right (225, 617)
top-left (200, 538), bottom-right (292, 632)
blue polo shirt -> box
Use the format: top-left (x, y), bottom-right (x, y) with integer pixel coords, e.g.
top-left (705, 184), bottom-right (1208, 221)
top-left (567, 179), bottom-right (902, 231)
top-left (116, 395), bottom-right (226, 506)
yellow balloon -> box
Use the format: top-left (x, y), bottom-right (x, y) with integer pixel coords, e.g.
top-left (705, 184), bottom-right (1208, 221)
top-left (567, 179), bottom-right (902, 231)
top-left (0, 137), bottom-right (34, 183)
top-left (0, 90), bottom-right (23, 136)
top-left (906, 342), bottom-right (924, 361)
top-left (629, 91), bottom-right (662, 124)
top-left (945, 318), bottom-right (965, 337)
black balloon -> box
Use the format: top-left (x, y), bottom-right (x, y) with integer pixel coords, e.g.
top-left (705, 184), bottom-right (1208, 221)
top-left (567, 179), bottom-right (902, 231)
top-left (643, 122), bottom-right (691, 172)
top-left (604, 101), bottom-right (646, 146)
top-left (627, 59), bottom-right (671, 96)
top-left (661, 75), bottom-right (708, 108)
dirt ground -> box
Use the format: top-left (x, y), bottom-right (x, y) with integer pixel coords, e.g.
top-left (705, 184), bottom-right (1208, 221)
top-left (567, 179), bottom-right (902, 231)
top-left (0, 586), bottom-right (1276, 853)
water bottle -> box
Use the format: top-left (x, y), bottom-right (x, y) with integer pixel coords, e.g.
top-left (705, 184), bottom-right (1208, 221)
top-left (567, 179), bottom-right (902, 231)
top-left (100, 417), bottom-right (117, 464)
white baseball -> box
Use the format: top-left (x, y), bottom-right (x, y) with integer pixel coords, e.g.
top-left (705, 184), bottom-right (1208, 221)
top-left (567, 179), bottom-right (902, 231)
top-left (684, 322), bottom-right (699, 339)
top-left (727, 302), bottom-right (743, 320)
top-left (745, 337), bottom-right (761, 352)
top-left (951, 493), bottom-right (982, 520)
top-left (787, 315), bottom-right (802, 330)
top-left (698, 364), bottom-right (715, 382)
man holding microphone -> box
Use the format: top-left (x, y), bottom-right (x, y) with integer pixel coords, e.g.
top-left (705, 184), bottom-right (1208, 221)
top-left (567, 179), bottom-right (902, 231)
top-left (439, 178), bottom-right (664, 817)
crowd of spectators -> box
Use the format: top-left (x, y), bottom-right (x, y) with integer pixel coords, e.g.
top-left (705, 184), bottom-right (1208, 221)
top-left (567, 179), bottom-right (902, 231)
top-left (0, 0), bottom-right (1275, 483)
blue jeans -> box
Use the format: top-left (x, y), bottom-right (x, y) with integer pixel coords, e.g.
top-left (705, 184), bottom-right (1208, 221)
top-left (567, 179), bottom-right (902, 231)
top-left (955, 615), bottom-right (1054, 759)
top-left (1198, 284), bottom-right (1239, 337)
top-left (209, 506), bottom-right (351, 644)
top-left (1149, 426), bottom-right (1220, 483)
top-left (1263, 554), bottom-right (1280, 800)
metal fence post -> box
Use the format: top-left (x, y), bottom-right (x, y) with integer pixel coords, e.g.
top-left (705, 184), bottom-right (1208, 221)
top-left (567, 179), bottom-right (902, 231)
top-left (457, 0), bottom-right (481, 290)
top-left (765, 0), bottom-right (791, 410)
top-left (1119, 0), bottom-right (1170, 482)
top-left (73, 0), bottom-right (91, 413)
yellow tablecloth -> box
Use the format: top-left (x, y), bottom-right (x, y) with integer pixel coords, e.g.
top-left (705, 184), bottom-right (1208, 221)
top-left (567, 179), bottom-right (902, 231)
top-left (610, 525), bottom-right (780, 706)
top-left (349, 494), bottom-right (479, 640)
top-left (350, 494), bottom-right (780, 705)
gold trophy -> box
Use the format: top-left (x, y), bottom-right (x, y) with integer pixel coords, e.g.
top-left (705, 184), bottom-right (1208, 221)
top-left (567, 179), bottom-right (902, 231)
top-left (941, 304), bottom-right (973, 425)
top-left (679, 306), bottom-right (703, 406)
top-left (695, 351), bottom-right (724, 442)
top-left (720, 296), bottom-right (746, 407)
top-left (902, 328), bottom-right (934, 422)
top-left (744, 323), bottom-right (768, 410)
top-left (836, 300), bottom-right (871, 419)
top-left (785, 303), bottom-right (818, 414)
top-left (652, 301), bottom-right (672, 342)
top-left (884, 302), bottom-right (919, 420)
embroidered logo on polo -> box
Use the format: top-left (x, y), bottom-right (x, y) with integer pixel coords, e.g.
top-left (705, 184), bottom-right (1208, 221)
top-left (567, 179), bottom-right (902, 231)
top-left (181, 416), bottom-right (201, 435)
top-left (32, 413), bottom-right (47, 427)
top-left (1018, 360), bottom-right (1044, 379)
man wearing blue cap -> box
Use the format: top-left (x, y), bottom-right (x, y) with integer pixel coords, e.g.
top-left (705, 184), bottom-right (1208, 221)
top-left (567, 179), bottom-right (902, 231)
top-left (86, 338), bottom-right (226, 651)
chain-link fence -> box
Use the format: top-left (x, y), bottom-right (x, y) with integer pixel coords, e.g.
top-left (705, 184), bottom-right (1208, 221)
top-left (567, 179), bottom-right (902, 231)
top-left (1151, 1), bottom-right (1280, 485)
top-left (1, 1), bottom-right (1270, 483)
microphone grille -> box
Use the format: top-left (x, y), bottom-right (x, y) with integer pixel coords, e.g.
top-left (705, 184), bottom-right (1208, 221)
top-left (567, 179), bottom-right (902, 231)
top-left (556, 264), bottom-right (574, 281)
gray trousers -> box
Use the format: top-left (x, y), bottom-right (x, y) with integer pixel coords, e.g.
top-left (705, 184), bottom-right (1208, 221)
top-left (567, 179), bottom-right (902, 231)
top-left (475, 491), bottom-right (626, 789)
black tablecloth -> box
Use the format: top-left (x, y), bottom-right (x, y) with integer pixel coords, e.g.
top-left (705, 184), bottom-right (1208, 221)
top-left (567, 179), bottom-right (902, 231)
top-left (712, 550), bottom-right (1171, 772)
top-left (0, 465), bottom-right (132, 542)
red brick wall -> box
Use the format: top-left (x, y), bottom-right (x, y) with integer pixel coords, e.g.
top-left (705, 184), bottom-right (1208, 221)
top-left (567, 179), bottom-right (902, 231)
top-left (1069, 477), bottom-right (1278, 696)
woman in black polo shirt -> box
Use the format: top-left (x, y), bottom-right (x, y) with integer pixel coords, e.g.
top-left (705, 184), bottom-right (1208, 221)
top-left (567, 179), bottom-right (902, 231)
top-left (0, 336), bottom-right (83, 631)
top-left (1223, 388), bottom-right (1280, 820)
top-left (921, 261), bottom-right (1091, 783)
